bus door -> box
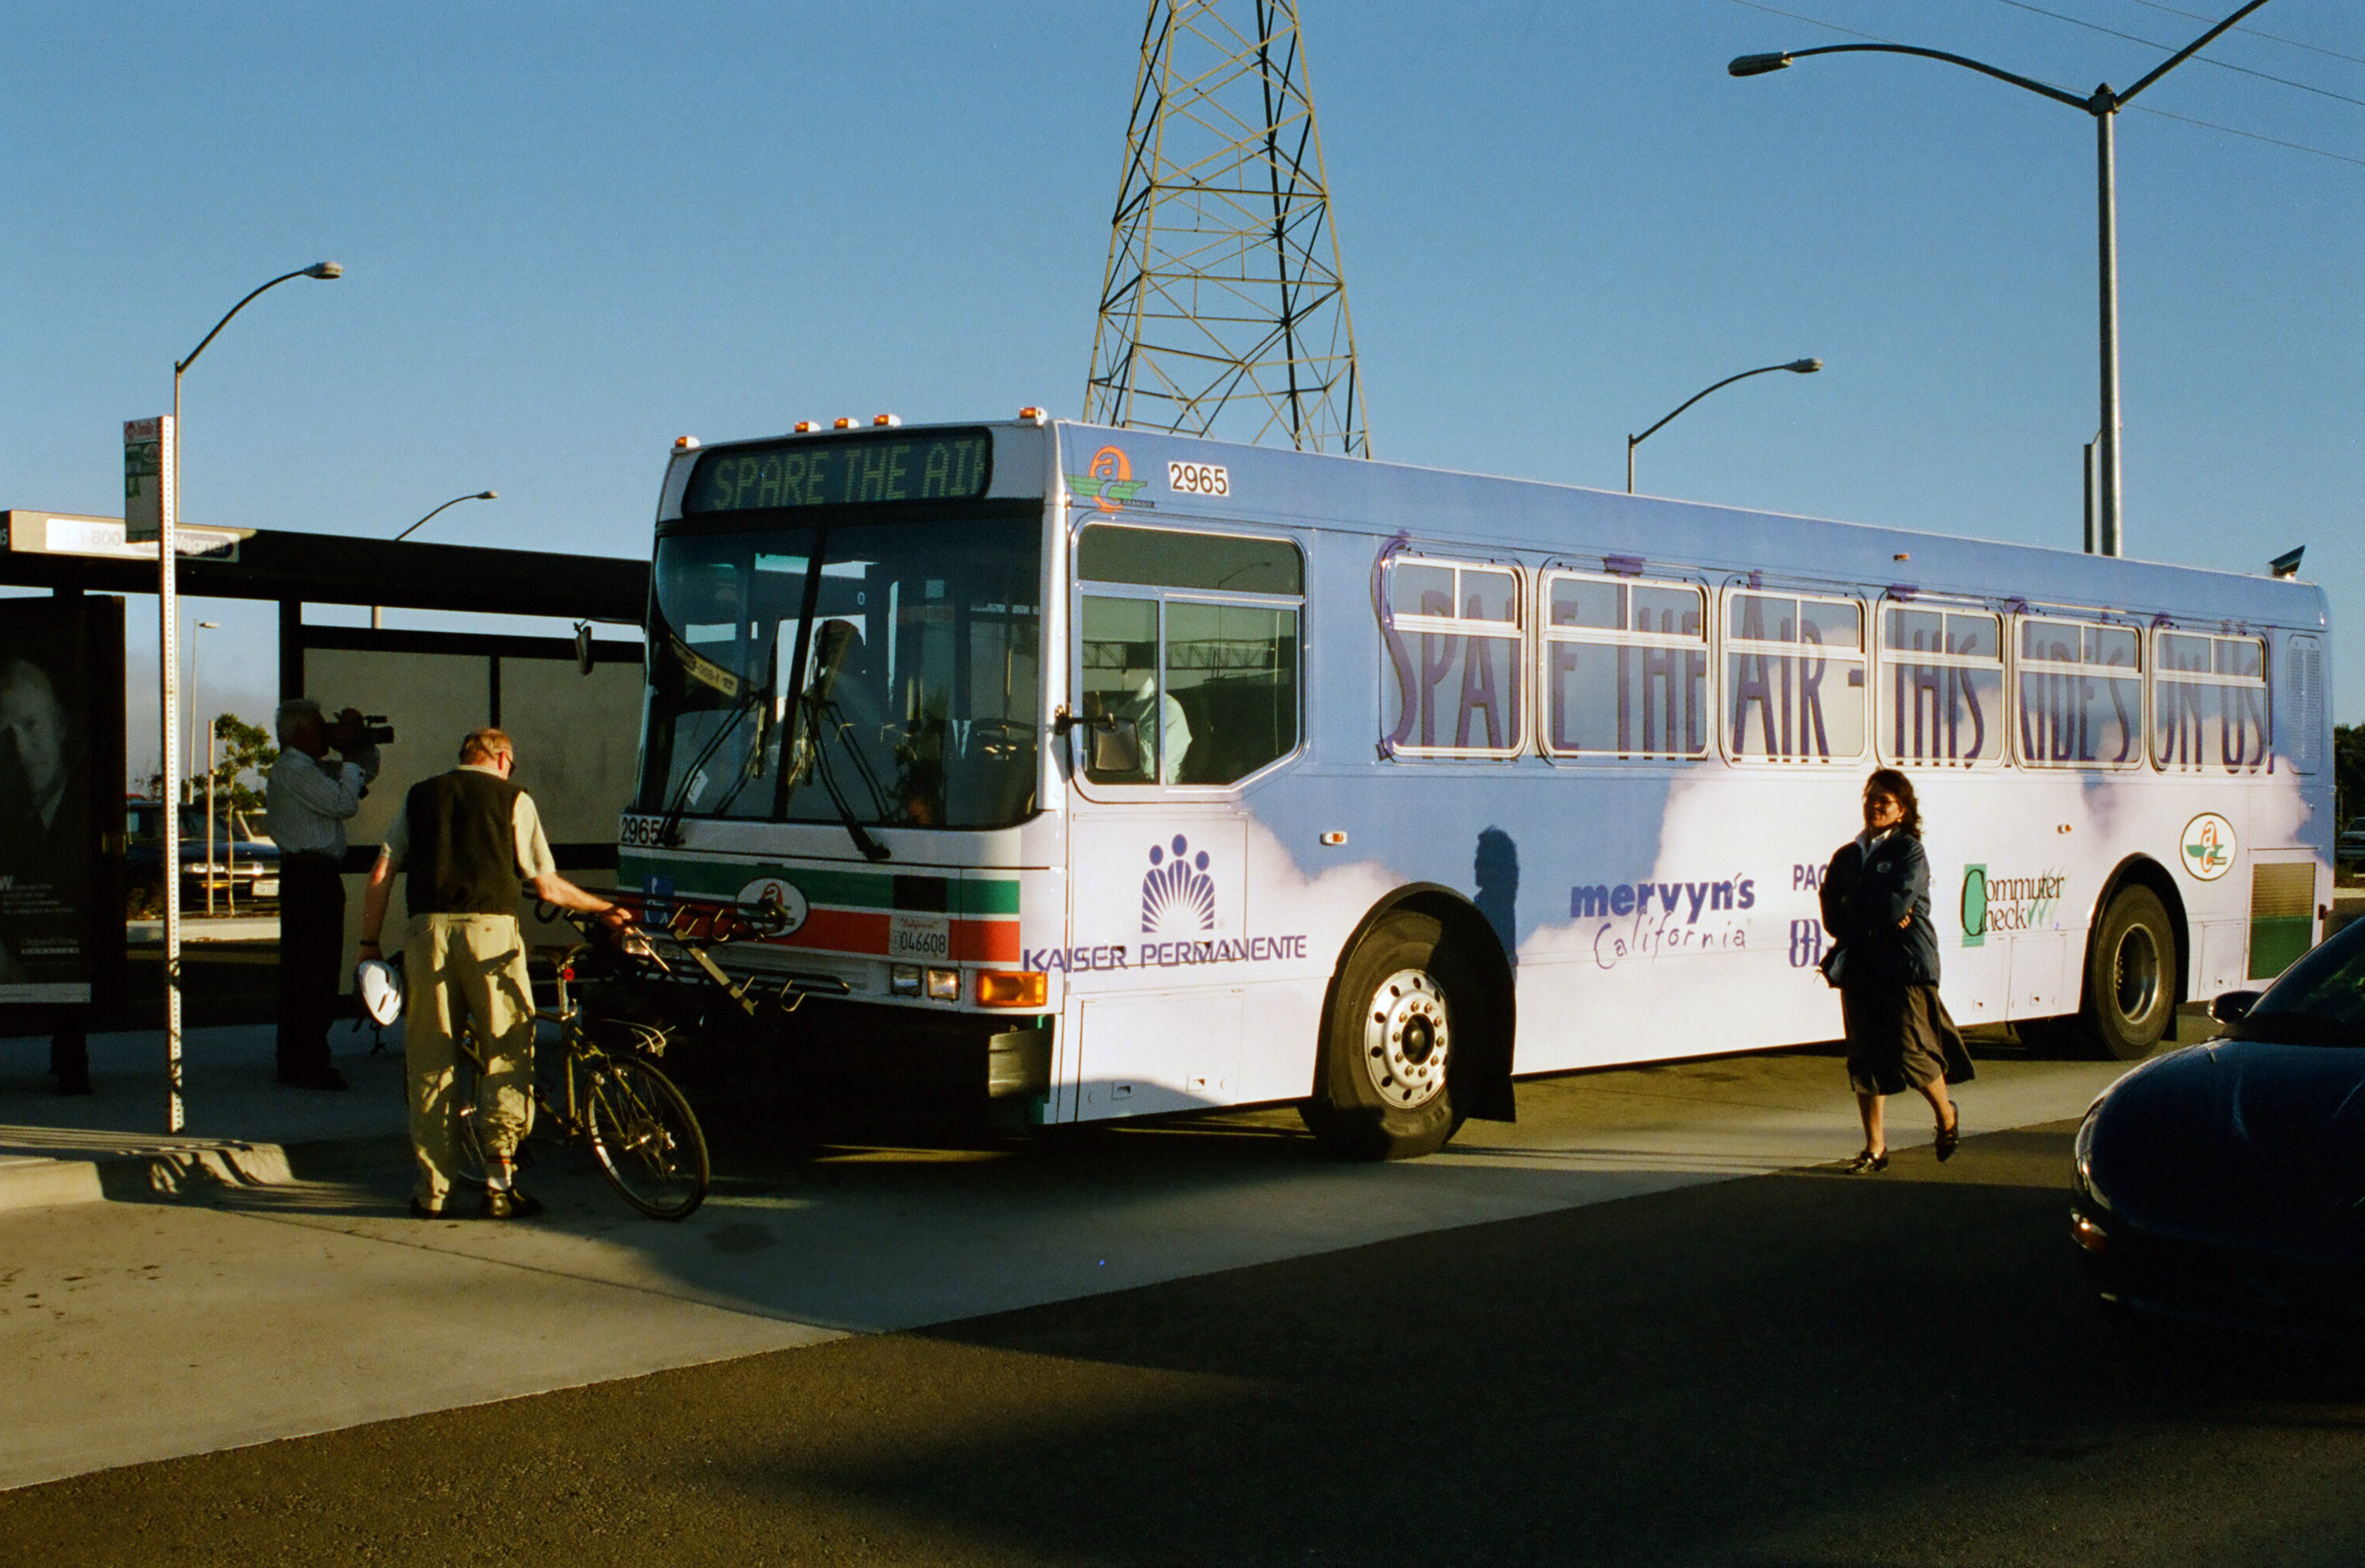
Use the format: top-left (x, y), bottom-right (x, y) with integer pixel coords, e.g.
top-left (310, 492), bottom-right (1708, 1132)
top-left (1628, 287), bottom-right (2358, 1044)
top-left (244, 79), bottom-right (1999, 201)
top-left (1061, 521), bottom-right (1306, 1120)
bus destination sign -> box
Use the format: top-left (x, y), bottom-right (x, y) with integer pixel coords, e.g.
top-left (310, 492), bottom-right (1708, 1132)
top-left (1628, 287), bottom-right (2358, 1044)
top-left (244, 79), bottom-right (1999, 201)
top-left (684, 428), bottom-right (992, 513)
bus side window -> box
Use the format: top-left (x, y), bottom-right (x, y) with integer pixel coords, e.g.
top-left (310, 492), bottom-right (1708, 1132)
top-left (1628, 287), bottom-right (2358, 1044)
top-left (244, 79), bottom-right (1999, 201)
top-left (1878, 605), bottom-right (2003, 768)
top-left (2153, 631), bottom-right (2267, 775)
top-left (1077, 524), bottom-right (1305, 787)
top-left (1723, 590), bottom-right (1867, 764)
top-left (2016, 616), bottom-right (2143, 769)
top-left (1381, 555), bottom-right (1524, 757)
top-left (1541, 570), bottom-right (1708, 760)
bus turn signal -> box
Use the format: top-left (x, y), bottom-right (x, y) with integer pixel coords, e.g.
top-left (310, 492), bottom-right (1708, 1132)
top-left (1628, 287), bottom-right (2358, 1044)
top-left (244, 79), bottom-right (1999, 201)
top-left (977, 970), bottom-right (1048, 1008)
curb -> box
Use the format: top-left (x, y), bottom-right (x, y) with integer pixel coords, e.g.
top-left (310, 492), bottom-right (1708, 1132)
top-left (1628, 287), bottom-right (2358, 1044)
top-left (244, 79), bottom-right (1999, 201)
top-left (0, 1133), bottom-right (411, 1215)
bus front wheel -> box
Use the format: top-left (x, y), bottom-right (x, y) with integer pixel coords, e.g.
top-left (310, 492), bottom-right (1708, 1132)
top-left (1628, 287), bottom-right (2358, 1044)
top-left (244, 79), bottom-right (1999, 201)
top-left (2080, 886), bottom-right (2179, 1062)
top-left (1302, 911), bottom-right (1468, 1161)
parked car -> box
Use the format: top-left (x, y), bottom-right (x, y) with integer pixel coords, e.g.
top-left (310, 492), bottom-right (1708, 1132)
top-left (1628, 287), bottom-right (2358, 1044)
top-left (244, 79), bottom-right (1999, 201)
top-left (2336, 816), bottom-right (2365, 866)
top-left (125, 798), bottom-right (281, 909)
top-left (2071, 917), bottom-right (2365, 1342)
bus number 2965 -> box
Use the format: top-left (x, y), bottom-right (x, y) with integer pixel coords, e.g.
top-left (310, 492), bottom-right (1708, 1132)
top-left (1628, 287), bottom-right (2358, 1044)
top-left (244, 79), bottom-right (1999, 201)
top-left (1168, 461), bottom-right (1229, 498)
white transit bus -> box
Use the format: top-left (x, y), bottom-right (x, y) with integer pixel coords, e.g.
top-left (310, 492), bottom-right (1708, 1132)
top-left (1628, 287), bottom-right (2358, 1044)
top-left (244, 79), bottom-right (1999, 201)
top-left (617, 413), bottom-right (2332, 1157)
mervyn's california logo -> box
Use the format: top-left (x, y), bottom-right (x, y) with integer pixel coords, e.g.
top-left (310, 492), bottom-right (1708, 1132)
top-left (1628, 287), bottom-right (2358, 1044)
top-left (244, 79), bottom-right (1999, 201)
top-left (1068, 445), bottom-right (1148, 513)
top-left (1142, 834), bottom-right (1216, 934)
top-left (2181, 812), bottom-right (2236, 881)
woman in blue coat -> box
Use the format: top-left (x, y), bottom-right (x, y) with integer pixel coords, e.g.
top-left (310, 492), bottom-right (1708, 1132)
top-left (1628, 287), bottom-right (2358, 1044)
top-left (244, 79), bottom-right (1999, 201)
top-left (1818, 768), bottom-right (1969, 1173)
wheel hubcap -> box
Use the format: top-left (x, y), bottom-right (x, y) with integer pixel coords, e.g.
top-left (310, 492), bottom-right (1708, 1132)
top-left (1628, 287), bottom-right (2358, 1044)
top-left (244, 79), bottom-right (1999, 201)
top-left (1363, 968), bottom-right (1450, 1110)
top-left (2114, 926), bottom-right (2160, 1024)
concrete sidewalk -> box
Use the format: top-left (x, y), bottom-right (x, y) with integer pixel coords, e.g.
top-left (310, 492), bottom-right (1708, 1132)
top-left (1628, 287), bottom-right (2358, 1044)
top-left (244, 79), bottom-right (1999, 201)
top-left (0, 1021), bottom-right (408, 1211)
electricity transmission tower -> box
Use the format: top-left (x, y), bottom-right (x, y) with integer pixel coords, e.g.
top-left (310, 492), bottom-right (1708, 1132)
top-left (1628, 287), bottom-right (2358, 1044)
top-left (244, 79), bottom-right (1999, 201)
top-left (1085, 0), bottom-right (1369, 456)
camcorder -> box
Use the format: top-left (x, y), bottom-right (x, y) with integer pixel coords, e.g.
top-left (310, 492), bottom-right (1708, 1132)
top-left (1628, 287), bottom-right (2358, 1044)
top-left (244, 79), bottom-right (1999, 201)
top-left (329, 711), bottom-right (396, 748)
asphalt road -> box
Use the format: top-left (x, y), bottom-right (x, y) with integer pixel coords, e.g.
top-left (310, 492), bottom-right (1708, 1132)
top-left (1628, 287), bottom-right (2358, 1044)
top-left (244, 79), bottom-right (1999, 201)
top-left (6, 1112), bottom-right (2363, 1567)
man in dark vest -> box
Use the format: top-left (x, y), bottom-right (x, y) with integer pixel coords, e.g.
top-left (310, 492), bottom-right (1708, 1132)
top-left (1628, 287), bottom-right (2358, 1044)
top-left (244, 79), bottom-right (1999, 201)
top-left (356, 727), bottom-right (631, 1219)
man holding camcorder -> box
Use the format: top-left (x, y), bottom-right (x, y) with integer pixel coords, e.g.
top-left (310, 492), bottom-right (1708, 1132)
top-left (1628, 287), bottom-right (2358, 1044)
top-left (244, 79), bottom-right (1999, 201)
top-left (265, 698), bottom-right (382, 1090)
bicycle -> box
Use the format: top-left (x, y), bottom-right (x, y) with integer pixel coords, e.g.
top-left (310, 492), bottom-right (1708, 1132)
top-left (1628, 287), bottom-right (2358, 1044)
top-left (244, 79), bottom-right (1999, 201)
top-left (451, 908), bottom-right (713, 1221)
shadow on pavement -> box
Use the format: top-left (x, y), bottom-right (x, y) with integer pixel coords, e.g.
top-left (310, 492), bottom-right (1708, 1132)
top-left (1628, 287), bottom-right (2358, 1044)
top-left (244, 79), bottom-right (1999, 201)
top-left (9, 1123), bottom-right (2365, 1567)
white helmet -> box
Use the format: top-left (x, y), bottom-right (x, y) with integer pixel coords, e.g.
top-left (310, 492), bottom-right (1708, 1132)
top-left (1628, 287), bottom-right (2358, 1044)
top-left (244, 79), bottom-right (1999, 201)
top-left (356, 957), bottom-right (405, 1027)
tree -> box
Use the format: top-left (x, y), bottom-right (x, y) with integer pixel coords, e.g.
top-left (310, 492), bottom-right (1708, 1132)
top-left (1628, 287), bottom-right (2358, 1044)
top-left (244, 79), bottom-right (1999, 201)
top-left (204, 713), bottom-right (277, 817)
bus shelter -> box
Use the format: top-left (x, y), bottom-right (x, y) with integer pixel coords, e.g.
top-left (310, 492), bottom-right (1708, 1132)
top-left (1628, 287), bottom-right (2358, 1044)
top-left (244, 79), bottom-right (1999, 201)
top-left (1, 509), bottom-right (649, 1085)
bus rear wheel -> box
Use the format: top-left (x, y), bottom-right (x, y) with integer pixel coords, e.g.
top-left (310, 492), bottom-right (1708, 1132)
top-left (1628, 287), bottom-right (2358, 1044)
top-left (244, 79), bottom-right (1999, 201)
top-left (1302, 911), bottom-right (1468, 1161)
top-left (2080, 886), bottom-right (2179, 1062)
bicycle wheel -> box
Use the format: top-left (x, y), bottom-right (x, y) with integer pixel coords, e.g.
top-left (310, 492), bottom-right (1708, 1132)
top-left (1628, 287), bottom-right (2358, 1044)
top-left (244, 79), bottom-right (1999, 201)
top-left (583, 1055), bottom-right (710, 1219)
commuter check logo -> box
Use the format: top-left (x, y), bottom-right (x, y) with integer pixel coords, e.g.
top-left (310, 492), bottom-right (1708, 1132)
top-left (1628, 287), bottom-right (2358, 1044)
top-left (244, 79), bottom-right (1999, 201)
top-left (1068, 445), bottom-right (1147, 513)
top-left (1141, 835), bottom-right (1217, 935)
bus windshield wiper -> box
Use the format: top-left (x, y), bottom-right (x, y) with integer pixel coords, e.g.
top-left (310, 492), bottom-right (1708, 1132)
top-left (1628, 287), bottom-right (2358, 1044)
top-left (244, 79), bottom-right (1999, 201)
top-left (656, 680), bottom-right (767, 848)
top-left (793, 686), bottom-right (893, 862)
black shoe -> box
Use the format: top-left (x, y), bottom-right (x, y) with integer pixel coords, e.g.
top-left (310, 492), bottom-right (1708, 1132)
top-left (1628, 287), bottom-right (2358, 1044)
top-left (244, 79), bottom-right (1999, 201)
top-left (281, 1067), bottom-right (351, 1091)
top-left (1845, 1148), bottom-right (1890, 1174)
top-left (409, 1198), bottom-right (455, 1220)
top-left (479, 1187), bottom-right (544, 1220)
top-left (1936, 1110), bottom-right (1962, 1163)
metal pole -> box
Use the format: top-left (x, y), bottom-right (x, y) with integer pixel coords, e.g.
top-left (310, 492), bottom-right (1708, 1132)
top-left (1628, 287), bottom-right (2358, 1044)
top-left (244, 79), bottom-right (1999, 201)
top-left (2083, 439), bottom-right (2098, 555)
top-left (205, 720), bottom-right (217, 919)
top-left (2096, 104), bottom-right (2124, 557)
top-left (158, 261), bottom-right (339, 1131)
top-left (164, 374), bottom-right (183, 1132)
top-left (1627, 436), bottom-right (1636, 495)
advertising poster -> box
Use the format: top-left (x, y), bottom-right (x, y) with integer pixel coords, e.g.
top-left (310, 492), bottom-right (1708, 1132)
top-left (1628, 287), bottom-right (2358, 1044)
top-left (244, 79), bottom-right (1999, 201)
top-left (0, 597), bottom-right (125, 1005)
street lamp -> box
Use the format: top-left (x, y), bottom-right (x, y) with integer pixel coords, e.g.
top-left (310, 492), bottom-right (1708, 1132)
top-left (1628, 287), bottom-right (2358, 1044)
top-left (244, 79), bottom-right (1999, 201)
top-left (187, 621), bottom-right (219, 803)
top-left (189, 621), bottom-right (219, 915)
top-left (1628, 359), bottom-right (1822, 494)
top-left (161, 261), bottom-right (342, 1130)
top-left (373, 490), bottom-right (497, 628)
top-left (1729, 1), bottom-right (2272, 556)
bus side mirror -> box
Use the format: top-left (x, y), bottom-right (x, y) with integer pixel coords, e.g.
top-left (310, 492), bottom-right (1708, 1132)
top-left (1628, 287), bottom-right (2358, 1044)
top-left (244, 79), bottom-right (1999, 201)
top-left (1089, 716), bottom-right (1143, 776)
top-left (574, 622), bottom-right (595, 676)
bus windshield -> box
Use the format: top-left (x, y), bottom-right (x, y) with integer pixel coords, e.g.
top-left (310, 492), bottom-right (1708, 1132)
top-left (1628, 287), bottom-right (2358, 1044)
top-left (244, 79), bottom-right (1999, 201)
top-left (640, 513), bottom-right (1042, 832)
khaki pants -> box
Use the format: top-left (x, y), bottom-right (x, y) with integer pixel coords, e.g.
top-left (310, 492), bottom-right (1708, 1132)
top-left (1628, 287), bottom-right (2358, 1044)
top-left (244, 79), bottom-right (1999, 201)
top-left (404, 913), bottom-right (536, 1206)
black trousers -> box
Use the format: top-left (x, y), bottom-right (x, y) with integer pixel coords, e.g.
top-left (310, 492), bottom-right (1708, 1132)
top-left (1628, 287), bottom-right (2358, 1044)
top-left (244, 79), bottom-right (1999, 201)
top-left (276, 855), bottom-right (346, 1079)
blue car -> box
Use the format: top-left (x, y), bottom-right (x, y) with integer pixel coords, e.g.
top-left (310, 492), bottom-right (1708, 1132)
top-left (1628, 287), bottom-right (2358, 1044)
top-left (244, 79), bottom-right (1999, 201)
top-left (2072, 918), bottom-right (2365, 1342)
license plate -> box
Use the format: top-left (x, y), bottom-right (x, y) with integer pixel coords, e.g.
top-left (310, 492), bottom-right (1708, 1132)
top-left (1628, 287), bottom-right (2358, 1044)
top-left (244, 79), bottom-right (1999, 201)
top-left (251, 878), bottom-right (280, 899)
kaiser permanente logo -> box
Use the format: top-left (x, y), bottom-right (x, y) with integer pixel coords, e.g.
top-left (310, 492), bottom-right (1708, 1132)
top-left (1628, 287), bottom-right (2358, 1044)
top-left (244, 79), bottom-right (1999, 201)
top-left (1020, 834), bottom-right (1309, 974)
top-left (1960, 865), bottom-right (2066, 947)
top-left (1066, 444), bottom-right (1151, 512)
top-left (1143, 834), bottom-right (1216, 935)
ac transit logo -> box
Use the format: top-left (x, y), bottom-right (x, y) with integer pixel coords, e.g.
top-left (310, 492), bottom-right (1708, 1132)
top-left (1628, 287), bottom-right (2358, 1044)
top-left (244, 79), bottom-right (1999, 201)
top-left (1142, 834), bottom-right (1216, 935)
top-left (1067, 444), bottom-right (1151, 513)
top-left (2181, 812), bottom-right (2236, 881)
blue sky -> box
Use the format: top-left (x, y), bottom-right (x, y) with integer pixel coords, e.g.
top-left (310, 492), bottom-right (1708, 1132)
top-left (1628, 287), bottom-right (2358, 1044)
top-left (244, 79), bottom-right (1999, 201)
top-left (3, 0), bottom-right (2358, 767)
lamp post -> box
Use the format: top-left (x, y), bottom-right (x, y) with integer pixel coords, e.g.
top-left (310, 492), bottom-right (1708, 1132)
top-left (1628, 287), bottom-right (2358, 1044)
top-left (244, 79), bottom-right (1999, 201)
top-left (372, 490), bottom-right (497, 628)
top-left (190, 621), bottom-right (219, 915)
top-left (1628, 359), bottom-right (1822, 494)
top-left (162, 261), bottom-right (341, 1130)
top-left (1729, 0), bottom-right (2271, 556)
